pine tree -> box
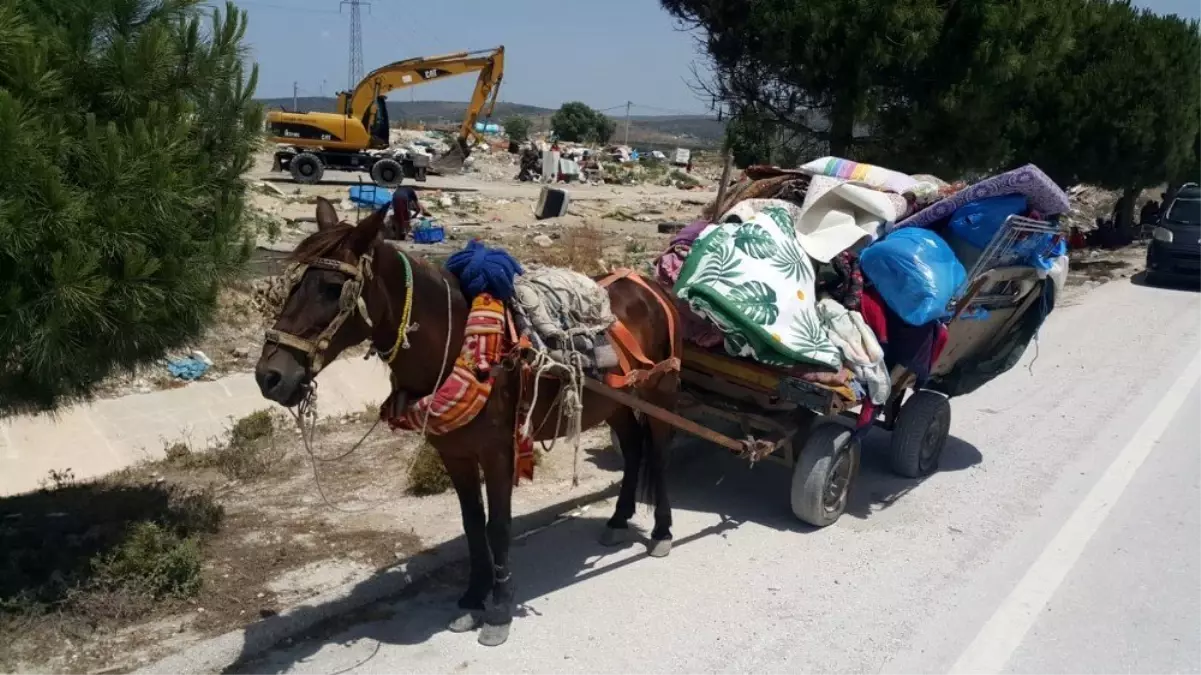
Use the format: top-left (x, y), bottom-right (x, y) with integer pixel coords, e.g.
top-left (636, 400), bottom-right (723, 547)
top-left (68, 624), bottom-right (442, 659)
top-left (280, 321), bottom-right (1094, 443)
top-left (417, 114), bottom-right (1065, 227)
top-left (662, 0), bottom-right (949, 159)
top-left (551, 102), bottom-right (615, 144)
top-left (0, 0), bottom-right (262, 414)
top-left (1012, 2), bottom-right (1200, 227)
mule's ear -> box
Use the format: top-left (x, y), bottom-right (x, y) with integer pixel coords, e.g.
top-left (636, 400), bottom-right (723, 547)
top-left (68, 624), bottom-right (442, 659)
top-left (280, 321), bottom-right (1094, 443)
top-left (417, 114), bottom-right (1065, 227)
top-left (348, 207), bottom-right (385, 255)
top-left (315, 197), bottom-right (340, 231)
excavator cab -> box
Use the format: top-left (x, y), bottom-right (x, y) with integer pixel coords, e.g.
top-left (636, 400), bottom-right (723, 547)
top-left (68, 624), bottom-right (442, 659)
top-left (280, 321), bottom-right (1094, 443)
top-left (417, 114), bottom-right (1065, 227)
top-left (366, 95), bottom-right (390, 148)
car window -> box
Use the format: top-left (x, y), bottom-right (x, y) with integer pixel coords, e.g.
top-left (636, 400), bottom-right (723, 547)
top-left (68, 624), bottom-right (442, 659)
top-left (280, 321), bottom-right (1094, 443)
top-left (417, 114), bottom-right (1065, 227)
top-left (1165, 197), bottom-right (1201, 226)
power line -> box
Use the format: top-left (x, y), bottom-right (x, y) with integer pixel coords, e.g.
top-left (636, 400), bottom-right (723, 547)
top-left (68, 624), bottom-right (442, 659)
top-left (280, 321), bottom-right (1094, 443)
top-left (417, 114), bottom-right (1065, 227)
top-left (629, 102), bottom-right (706, 116)
top-left (340, 0), bottom-right (369, 90)
top-left (226, 1), bottom-right (340, 14)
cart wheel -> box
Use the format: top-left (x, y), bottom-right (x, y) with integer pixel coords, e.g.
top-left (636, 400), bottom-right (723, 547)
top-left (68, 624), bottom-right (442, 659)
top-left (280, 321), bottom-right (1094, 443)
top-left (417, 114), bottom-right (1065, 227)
top-left (289, 152), bottom-right (324, 184)
top-left (791, 423), bottom-right (860, 527)
top-left (889, 390), bottom-right (951, 479)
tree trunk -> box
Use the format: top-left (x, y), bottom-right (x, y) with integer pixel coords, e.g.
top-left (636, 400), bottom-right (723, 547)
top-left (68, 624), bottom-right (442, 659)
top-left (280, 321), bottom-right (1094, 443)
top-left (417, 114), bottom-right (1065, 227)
top-left (1116, 187), bottom-right (1139, 239)
top-left (1164, 182), bottom-right (1181, 205)
top-left (828, 95), bottom-right (856, 158)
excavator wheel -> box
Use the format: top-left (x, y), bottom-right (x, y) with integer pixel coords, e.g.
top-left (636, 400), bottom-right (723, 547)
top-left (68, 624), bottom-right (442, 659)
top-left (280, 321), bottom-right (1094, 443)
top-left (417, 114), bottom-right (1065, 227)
top-left (289, 152), bottom-right (324, 184)
top-left (370, 158), bottom-right (405, 188)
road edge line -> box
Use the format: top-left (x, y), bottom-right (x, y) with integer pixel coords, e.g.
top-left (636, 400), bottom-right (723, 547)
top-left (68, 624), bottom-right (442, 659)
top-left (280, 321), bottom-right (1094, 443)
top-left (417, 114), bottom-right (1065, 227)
top-left (949, 352), bottom-right (1201, 674)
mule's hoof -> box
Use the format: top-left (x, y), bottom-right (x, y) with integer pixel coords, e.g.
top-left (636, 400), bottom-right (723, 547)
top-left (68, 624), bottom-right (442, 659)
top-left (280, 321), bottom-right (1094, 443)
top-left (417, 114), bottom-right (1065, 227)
top-left (447, 612), bottom-right (481, 633)
top-left (599, 526), bottom-right (629, 547)
top-left (478, 621), bottom-right (511, 647)
top-left (647, 537), bottom-right (673, 558)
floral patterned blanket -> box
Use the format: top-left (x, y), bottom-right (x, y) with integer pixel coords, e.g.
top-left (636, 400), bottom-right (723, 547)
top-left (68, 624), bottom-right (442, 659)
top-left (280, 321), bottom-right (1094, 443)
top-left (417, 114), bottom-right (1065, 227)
top-left (674, 205), bottom-right (841, 370)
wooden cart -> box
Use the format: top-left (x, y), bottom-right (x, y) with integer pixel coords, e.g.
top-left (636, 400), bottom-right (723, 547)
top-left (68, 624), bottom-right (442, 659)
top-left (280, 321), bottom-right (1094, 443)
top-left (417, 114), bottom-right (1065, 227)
top-left (586, 215), bottom-right (1063, 527)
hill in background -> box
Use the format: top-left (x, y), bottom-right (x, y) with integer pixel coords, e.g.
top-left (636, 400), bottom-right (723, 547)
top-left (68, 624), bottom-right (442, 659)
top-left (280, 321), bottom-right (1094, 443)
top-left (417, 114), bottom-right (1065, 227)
top-left (259, 97), bottom-right (725, 149)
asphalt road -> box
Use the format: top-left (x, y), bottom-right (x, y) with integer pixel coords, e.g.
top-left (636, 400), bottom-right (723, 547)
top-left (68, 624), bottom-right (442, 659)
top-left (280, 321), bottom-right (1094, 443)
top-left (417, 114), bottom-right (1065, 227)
top-left (235, 276), bottom-right (1200, 675)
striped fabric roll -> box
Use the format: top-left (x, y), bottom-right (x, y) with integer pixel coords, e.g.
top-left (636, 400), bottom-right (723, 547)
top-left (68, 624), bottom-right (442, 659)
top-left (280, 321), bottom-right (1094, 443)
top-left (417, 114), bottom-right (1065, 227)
top-left (390, 293), bottom-right (507, 436)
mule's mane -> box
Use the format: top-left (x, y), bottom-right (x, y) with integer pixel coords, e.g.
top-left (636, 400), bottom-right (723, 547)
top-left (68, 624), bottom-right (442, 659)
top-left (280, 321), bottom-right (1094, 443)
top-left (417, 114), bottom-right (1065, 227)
top-left (287, 223), bottom-right (356, 263)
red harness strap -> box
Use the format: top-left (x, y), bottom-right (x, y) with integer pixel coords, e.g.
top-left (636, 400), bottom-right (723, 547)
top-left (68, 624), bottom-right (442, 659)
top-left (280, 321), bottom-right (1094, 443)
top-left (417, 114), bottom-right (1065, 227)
top-left (596, 268), bottom-right (681, 389)
top-left (504, 271), bottom-right (680, 485)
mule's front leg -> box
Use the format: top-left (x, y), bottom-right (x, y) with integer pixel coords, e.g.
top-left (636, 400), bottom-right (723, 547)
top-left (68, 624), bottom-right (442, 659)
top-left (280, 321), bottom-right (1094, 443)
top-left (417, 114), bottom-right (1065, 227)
top-left (442, 454), bottom-right (492, 633)
top-left (480, 449), bottom-right (516, 647)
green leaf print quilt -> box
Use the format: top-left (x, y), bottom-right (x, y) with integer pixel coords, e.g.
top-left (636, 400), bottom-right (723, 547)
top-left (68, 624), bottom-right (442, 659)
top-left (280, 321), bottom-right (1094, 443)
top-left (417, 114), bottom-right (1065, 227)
top-left (674, 206), bottom-right (841, 369)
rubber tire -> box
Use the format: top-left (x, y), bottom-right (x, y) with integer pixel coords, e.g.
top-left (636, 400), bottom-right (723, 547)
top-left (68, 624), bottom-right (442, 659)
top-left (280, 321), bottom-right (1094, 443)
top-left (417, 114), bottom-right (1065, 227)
top-left (289, 152), bottom-right (324, 184)
top-left (889, 390), bottom-right (951, 479)
top-left (791, 423), bottom-right (860, 527)
top-left (371, 158), bottom-right (404, 188)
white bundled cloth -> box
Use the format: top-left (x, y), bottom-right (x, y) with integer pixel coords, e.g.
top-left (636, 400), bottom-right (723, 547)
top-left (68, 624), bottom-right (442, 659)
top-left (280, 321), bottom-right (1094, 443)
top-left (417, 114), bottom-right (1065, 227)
top-left (816, 298), bottom-right (891, 405)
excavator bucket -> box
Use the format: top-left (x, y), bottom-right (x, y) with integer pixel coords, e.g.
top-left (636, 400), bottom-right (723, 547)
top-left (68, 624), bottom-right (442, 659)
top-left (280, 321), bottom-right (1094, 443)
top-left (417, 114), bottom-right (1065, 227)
top-left (430, 138), bottom-right (471, 174)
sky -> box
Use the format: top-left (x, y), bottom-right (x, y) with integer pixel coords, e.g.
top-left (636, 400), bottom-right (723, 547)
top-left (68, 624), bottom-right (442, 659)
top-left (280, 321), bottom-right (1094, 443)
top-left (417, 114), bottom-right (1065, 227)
top-left (222, 0), bottom-right (712, 116)
top-left (222, 0), bottom-right (1198, 116)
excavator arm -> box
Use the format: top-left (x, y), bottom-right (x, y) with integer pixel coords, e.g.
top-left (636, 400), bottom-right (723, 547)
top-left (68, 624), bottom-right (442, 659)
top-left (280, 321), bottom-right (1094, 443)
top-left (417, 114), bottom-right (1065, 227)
top-left (266, 46), bottom-right (505, 177)
top-left (339, 46), bottom-right (505, 161)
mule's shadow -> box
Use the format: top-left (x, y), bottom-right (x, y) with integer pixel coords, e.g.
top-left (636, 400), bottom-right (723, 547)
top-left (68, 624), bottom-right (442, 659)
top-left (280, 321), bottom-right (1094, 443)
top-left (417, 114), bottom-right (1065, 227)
top-left (228, 421), bottom-right (979, 672)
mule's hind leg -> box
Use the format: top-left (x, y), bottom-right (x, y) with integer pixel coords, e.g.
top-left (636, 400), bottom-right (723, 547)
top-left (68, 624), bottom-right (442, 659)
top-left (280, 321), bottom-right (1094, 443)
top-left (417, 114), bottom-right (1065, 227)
top-left (645, 413), bottom-right (676, 558)
top-left (440, 452), bottom-right (492, 633)
top-left (600, 408), bottom-right (644, 547)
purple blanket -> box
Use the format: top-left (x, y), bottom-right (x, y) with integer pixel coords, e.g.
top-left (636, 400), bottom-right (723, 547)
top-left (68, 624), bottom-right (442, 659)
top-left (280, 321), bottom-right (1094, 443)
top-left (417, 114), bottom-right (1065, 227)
top-left (895, 164), bottom-right (1069, 230)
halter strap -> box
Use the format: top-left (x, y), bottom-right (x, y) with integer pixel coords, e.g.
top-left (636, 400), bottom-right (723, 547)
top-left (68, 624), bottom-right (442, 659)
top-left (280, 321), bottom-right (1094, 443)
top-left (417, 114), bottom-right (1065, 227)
top-left (263, 252), bottom-right (375, 375)
top-left (378, 251), bottom-right (417, 364)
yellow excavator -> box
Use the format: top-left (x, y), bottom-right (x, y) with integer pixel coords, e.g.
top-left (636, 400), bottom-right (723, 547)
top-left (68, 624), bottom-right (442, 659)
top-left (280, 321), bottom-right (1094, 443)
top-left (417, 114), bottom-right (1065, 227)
top-left (267, 46), bottom-right (504, 187)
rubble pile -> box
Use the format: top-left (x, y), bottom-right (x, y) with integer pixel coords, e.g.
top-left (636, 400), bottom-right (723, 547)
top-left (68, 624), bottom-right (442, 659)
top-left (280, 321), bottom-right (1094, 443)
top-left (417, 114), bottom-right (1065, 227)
top-left (1064, 184), bottom-right (1122, 231)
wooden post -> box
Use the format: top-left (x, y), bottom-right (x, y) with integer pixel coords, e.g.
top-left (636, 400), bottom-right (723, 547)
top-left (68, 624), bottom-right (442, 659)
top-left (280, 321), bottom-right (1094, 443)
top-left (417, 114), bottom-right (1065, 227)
top-left (713, 149), bottom-right (733, 216)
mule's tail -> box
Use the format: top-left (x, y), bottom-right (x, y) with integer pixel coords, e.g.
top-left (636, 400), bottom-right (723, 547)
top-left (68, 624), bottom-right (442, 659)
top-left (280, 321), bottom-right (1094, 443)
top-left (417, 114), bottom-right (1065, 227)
top-left (637, 418), bottom-right (667, 509)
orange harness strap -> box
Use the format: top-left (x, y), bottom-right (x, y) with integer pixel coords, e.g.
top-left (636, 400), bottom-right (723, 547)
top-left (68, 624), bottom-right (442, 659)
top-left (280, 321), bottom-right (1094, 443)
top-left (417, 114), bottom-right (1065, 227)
top-left (597, 268), bottom-right (681, 389)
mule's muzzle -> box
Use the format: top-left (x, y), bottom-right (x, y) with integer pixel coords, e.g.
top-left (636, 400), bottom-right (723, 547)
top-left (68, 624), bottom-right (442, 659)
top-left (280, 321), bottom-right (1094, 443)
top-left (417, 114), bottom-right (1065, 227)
top-left (256, 360), bottom-right (309, 407)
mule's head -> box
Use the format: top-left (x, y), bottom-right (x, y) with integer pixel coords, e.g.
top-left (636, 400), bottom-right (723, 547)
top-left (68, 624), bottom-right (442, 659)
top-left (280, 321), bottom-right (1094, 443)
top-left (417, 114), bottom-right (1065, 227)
top-left (255, 197), bottom-right (384, 406)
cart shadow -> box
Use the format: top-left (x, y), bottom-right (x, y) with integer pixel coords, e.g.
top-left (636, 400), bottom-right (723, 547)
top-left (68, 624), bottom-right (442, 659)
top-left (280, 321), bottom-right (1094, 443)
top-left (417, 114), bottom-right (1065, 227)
top-left (843, 429), bottom-right (982, 520)
top-left (644, 421), bottom-right (982, 530)
top-left (227, 426), bottom-right (979, 672)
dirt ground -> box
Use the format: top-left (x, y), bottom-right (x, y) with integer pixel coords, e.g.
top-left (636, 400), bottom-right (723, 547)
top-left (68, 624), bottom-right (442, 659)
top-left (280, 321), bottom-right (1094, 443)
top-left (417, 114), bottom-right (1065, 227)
top-left (0, 409), bottom-right (621, 674)
top-left (1060, 242), bottom-right (1150, 305)
top-left (90, 146), bottom-right (708, 399)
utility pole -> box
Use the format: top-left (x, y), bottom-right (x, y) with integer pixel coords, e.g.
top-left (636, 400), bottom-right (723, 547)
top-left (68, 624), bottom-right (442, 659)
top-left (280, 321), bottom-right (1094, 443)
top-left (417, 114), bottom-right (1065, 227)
top-left (623, 100), bottom-right (632, 146)
top-left (292, 81), bottom-right (298, 111)
top-left (340, 0), bottom-right (369, 90)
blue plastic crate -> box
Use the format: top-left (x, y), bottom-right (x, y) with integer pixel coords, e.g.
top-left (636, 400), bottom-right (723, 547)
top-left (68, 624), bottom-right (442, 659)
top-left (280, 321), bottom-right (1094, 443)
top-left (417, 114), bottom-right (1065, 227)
top-left (412, 225), bottom-right (445, 244)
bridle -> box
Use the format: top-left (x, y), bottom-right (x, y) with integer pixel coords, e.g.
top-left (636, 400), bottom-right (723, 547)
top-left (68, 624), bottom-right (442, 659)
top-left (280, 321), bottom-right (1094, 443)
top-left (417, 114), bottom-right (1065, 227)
top-left (263, 252), bottom-right (378, 376)
top-left (264, 246), bottom-right (422, 377)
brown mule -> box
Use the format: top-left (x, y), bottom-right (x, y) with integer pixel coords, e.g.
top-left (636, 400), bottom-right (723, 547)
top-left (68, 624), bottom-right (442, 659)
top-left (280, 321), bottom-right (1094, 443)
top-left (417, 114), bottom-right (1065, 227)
top-left (255, 198), bottom-right (681, 646)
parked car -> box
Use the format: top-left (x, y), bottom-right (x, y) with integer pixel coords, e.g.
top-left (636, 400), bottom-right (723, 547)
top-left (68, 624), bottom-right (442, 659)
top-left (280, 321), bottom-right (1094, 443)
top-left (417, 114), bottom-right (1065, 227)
top-left (1146, 183), bottom-right (1201, 285)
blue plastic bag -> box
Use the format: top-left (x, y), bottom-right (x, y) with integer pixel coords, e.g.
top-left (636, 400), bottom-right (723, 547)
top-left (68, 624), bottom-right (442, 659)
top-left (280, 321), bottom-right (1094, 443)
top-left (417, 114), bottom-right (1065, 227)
top-left (948, 194), bottom-right (1028, 250)
top-left (861, 228), bottom-right (967, 326)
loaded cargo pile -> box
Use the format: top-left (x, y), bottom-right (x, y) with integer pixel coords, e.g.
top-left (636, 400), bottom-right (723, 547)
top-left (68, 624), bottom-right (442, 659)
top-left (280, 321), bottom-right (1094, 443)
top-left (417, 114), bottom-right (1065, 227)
top-left (654, 158), bottom-right (1071, 422)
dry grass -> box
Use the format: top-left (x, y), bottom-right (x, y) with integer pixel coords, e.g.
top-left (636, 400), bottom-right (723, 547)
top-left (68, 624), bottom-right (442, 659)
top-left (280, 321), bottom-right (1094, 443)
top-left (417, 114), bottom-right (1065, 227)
top-left (406, 443), bottom-right (452, 496)
top-left (669, 168), bottom-right (702, 188)
top-left (162, 410), bottom-right (286, 481)
top-left (0, 480), bottom-right (224, 669)
top-left (0, 414), bottom-right (423, 673)
top-left (538, 223), bottom-right (606, 273)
